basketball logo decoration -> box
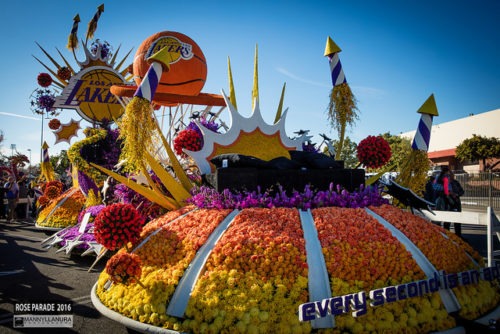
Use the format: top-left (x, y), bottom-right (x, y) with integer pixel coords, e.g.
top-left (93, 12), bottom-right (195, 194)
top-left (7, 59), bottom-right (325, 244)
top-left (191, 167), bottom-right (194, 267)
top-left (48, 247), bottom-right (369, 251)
top-left (33, 4), bottom-right (133, 127)
top-left (133, 31), bottom-right (207, 97)
top-left (111, 31), bottom-right (224, 107)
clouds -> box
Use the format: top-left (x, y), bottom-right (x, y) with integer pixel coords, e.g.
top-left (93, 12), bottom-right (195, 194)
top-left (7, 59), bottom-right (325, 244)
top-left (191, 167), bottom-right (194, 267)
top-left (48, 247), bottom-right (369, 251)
top-left (0, 112), bottom-right (39, 121)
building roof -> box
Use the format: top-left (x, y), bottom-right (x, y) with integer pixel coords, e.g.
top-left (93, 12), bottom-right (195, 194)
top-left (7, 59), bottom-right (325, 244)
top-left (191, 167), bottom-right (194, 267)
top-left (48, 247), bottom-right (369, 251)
top-left (400, 108), bottom-right (500, 154)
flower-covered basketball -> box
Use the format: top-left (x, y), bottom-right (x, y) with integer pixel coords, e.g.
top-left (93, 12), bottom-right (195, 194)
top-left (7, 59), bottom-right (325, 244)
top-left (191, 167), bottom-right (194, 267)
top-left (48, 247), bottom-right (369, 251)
top-left (133, 31), bottom-right (207, 97)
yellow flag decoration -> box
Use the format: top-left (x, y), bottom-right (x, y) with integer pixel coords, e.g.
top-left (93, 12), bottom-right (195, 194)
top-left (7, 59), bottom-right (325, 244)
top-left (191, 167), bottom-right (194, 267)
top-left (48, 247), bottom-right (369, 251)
top-left (40, 141), bottom-right (55, 182)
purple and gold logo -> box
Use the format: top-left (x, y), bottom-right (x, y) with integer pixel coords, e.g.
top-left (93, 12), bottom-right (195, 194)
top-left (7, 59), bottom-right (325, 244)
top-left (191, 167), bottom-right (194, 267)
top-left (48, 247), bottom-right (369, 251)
top-left (54, 67), bottom-right (125, 124)
top-left (146, 36), bottom-right (194, 64)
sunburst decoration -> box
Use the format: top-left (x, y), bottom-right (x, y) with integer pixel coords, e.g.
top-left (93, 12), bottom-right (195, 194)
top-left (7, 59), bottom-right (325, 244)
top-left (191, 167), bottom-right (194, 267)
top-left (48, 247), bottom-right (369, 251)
top-left (32, 7), bottom-right (134, 127)
top-left (186, 91), bottom-right (309, 174)
top-left (54, 119), bottom-right (81, 144)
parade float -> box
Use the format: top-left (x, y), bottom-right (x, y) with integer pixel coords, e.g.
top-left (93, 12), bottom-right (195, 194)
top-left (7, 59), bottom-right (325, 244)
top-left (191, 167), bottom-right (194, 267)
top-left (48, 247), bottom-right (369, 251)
top-left (27, 5), bottom-right (500, 332)
top-left (79, 28), bottom-right (500, 334)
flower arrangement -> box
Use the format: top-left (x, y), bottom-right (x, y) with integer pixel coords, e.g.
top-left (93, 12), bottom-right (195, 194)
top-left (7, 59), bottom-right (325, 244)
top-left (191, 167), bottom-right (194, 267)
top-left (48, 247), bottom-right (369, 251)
top-left (57, 66), bottom-right (72, 81)
top-left (105, 252), bottom-right (142, 285)
top-left (39, 180), bottom-right (64, 203)
top-left (94, 203), bottom-right (145, 251)
top-left (59, 205), bottom-right (105, 250)
top-left (90, 39), bottom-right (113, 60)
top-left (48, 118), bottom-right (61, 130)
top-left (174, 119), bottom-right (220, 156)
top-left (187, 183), bottom-right (388, 210)
top-left (30, 88), bottom-right (59, 117)
top-left (36, 189), bottom-right (85, 228)
top-left (94, 204), bottom-right (498, 333)
top-left (174, 129), bottom-right (202, 156)
top-left (357, 135), bottom-right (392, 169)
top-left (113, 183), bottom-right (166, 222)
top-left (37, 195), bottom-right (50, 208)
top-left (37, 73), bottom-right (53, 87)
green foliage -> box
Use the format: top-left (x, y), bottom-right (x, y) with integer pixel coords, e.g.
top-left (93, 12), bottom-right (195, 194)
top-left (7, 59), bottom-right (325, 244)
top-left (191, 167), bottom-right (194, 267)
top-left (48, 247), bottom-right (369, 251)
top-left (456, 134), bottom-right (500, 170)
top-left (368, 132), bottom-right (412, 173)
top-left (328, 136), bottom-right (358, 168)
top-left (50, 150), bottom-right (70, 179)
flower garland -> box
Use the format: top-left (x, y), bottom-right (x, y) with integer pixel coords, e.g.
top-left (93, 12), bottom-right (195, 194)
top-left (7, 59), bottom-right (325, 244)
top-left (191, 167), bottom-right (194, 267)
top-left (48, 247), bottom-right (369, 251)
top-left (187, 184), bottom-right (388, 210)
top-left (94, 203), bottom-right (145, 251)
top-left (357, 135), bottom-right (392, 169)
top-left (67, 127), bottom-right (108, 183)
top-left (97, 209), bottom-right (230, 325)
top-left (370, 205), bottom-right (500, 320)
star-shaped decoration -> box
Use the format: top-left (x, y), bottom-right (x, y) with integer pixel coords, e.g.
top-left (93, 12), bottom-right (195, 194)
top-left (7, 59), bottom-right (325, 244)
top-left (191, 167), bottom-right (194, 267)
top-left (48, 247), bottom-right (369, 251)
top-left (40, 228), bottom-right (70, 249)
top-left (55, 234), bottom-right (83, 254)
top-left (81, 241), bottom-right (104, 257)
top-left (53, 118), bottom-right (81, 145)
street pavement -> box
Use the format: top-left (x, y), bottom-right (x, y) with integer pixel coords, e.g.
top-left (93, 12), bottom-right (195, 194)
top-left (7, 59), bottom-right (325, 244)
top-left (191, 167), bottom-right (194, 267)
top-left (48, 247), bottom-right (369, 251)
top-left (0, 218), bottom-right (128, 334)
top-left (0, 210), bottom-right (499, 334)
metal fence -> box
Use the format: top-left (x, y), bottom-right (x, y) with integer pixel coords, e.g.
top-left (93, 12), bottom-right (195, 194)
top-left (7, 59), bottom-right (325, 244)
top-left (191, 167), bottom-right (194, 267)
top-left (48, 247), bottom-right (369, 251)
top-left (455, 172), bottom-right (500, 210)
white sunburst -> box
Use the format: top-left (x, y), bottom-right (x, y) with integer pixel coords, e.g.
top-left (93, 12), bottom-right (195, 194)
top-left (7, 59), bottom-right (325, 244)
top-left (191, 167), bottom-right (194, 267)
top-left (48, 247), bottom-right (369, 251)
top-left (185, 90), bottom-right (311, 174)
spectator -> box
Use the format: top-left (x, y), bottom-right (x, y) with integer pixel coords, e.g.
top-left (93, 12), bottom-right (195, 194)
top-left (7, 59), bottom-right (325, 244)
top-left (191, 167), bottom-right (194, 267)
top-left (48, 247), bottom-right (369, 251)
top-left (4, 176), bottom-right (19, 222)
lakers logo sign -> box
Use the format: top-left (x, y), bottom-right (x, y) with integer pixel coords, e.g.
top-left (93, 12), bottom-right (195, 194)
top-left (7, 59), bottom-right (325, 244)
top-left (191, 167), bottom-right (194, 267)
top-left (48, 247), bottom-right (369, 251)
top-left (145, 36), bottom-right (194, 64)
top-left (54, 67), bottom-right (125, 124)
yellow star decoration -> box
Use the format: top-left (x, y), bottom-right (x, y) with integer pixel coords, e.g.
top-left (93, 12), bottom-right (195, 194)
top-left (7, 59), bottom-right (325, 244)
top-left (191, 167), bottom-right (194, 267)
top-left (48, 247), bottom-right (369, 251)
top-left (54, 119), bottom-right (81, 144)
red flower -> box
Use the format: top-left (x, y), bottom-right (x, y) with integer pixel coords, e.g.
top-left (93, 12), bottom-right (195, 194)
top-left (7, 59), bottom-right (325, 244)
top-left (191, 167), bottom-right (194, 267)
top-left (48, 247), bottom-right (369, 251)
top-left (105, 252), bottom-right (142, 284)
top-left (43, 180), bottom-right (64, 195)
top-left (356, 135), bottom-right (392, 169)
top-left (37, 73), bottom-right (53, 87)
top-left (57, 67), bottom-right (72, 81)
top-left (94, 203), bottom-right (145, 251)
top-left (48, 118), bottom-right (61, 130)
top-left (173, 129), bottom-right (202, 156)
top-left (37, 195), bottom-right (50, 207)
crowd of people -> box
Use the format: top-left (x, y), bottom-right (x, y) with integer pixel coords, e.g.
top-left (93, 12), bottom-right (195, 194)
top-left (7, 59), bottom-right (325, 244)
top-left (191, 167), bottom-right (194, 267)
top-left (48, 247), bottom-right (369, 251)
top-left (0, 174), bottom-right (37, 222)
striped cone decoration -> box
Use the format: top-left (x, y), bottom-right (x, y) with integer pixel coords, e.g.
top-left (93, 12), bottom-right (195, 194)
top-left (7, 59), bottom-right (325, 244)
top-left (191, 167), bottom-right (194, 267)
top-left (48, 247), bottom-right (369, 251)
top-left (324, 36), bottom-right (346, 87)
top-left (133, 62), bottom-right (163, 101)
top-left (40, 141), bottom-right (55, 181)
top-left (327, 53), bottom-right (346, 87)
top-left (411, 94), bottom-right (439, 152)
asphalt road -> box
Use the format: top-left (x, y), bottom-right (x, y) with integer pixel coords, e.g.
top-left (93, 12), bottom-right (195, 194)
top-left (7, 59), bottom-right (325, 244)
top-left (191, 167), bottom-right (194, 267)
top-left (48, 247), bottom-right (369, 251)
top-left (0, 218), bottom-right (128, 334)
top-left (0, 212), bottom-right (498, 334)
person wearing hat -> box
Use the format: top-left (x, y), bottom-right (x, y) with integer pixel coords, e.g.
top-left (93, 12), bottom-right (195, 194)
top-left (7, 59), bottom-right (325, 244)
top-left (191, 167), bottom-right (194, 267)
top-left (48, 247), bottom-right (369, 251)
top-left (4, 176), bottom-right (19, 222)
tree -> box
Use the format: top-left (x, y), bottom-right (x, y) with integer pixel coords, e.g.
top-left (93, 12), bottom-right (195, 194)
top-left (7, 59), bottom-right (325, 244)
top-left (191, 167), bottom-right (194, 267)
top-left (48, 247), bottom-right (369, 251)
top-left (329, 136), bottom-right (358, 168)
top-left (456, 134), bottom-right (500, 171)
top-left (50, 150), bottom-right (71, 180)
top-left (369, 132), bottom-right (412, 173)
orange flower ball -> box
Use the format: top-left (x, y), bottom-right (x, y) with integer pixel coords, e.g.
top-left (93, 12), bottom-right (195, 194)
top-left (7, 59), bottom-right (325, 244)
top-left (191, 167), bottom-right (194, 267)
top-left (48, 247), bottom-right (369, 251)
top-left (133, 31), bottom-right (207, 99)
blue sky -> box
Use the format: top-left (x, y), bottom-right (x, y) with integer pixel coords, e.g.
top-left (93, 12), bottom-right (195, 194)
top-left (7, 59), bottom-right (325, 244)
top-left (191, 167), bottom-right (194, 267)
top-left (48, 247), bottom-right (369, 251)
top-left (1, 0), bottom-right (499, 163)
